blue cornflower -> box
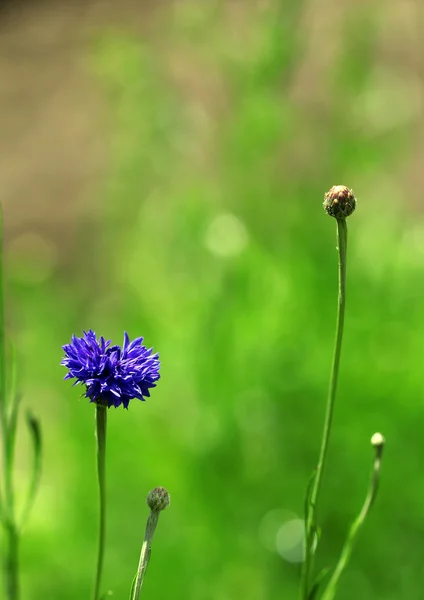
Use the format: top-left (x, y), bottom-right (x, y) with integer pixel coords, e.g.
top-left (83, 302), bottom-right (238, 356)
top-left (61, 330), bottom-right (160, 409)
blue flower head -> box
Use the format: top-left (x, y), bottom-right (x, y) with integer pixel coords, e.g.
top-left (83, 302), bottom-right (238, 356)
top-left (61, 330), bottom-right (160, 409)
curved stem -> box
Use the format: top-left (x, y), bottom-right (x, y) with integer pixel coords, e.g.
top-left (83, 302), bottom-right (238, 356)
top-left (320, 441), bottom-right (384, 600)
top-left (92, 404), bottom-right (107, 600)
top-left (131, 511), bottom-right (159, 599)
top-left (302, 218), bottom-right (348, 598)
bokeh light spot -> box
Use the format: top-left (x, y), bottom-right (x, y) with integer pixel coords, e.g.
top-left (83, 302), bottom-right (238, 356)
top-left (205, 213), bottom-right (248, 257)
top-left (276, 518), bottom-right (305, 563)
top-left (258, 509), bottom-right (299, 553)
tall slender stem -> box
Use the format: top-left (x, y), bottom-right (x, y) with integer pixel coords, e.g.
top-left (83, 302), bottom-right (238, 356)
top-left (2, 443), bottom-right (17, 600)
top-left (0, 204), bottom-right (7, 452)
top-left (0, 205), bottom-right (11, 516)
top-left (93, 404), bottom-right (107, 600)
top-left (0, 203), bottom-right (20, 600)
top-left (131, 511), bottom-right (159, 599)
top-left (5, 523), bottom-right (19, 600)
top-left (302, 218), bottom-right (348, 597)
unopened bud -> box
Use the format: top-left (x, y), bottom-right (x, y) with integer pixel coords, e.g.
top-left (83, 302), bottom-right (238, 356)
top-left (147, 487), bottom-right (170, 512)
top-left (323, 185), bottom-right (356, 219)
top-left (371, 432), bottom-right (385, 448)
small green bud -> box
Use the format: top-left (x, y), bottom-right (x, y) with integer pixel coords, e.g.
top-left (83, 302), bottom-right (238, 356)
top-left (323, 185), bottom-right (356, 219)
top-left (371, 432), bottom-right (385, 449)
top-left (147, 486), bottom-right (170, 512)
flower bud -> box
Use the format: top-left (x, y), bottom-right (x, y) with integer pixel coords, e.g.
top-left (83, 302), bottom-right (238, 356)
top-left (323, 185), bottom-right (356, 219)
top-left (147, 486), bottom-right (170, 512)
top-left (371, 432), bottom-right (385, 448)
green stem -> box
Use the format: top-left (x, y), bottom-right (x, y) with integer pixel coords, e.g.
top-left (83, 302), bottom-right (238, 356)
top-left (131, 511), bottom-right (160, 599)
top-left (302, 218), bottom-right (348, 598)
top-left (320, 440), bottom-right (384, 600)
top-left (0, 201), bottom-right (20, 600)
top-left (6, 347), bottom-right (20, 475)
top-left (5, 522), bottom-right (19, 600)
top-left (0, 204), bottom-right (7, 427)
top-left (92, 404), bottom-right (107, 600)
top-left (0, 204), bottom-right (9, 517)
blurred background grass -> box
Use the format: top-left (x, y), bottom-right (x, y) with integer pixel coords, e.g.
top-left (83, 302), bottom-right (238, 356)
top-left (1, 0), bottom-right (424, 598)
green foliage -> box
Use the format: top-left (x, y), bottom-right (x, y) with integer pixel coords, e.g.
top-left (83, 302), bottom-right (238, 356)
top-left (3, 1), bottom-right (421, 599)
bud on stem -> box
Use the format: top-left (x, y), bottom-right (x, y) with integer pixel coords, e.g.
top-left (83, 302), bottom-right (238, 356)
top-left (320, 434), bottom-right (385, 600)
top-left (130, 487), bottom-right (170, 600)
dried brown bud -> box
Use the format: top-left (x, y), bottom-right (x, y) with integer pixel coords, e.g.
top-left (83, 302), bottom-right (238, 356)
top-left (147, 486), bottom-right (170, 512)
top-left (323, 185), bottom-right (356, 219)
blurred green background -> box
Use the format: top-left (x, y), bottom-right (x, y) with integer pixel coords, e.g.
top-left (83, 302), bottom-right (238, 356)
top-left (1, 0), bottom-right (424, 598)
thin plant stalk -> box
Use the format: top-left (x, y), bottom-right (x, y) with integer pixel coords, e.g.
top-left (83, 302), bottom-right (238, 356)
top-left (0, 209), bottom-right (42, 600)
top-left (3, 453), bottom-right (18, 600)
top-left (0, 205), bottom-right (7, 477)
top-left (0, 206), bottom-right (9, 514)
top-left (4, 523), bottom-right (19, 600)
top-left (302, 218), bottom-right (348, 598)
top-left (320, 435), bottom-right (385, 600)
top-left (0, 205), bottom-right (20, 600)
top-left (93, 404), bottom-right (107, 600)
top-left (130, 487), bottom-right (170, 600)
top-left (131, 511), bottom-right (159, 599)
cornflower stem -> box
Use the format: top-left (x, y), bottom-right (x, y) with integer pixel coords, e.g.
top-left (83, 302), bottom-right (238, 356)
top-left (5, 522), bottom-right (19, 600)
top-left (131, 510), bottom-right (160, 599)
top-left (320, 439), bottom-right (384, 600)
top-left (3, 438), bottom-right (18, 600)
top-left (0, 204), bottom-right (7, 488)
top-left (0, 204), bottom-right (20, 600)
top-left (93, 404), bottom-right (107, 600)
top-left (302, 218), bottom-right (348, 598)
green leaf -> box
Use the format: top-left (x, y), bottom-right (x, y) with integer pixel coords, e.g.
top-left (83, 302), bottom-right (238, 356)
top-left (19, 411), bottom-right (42, 529)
